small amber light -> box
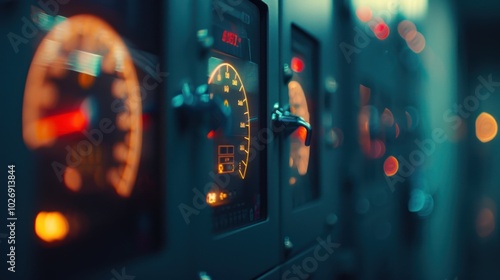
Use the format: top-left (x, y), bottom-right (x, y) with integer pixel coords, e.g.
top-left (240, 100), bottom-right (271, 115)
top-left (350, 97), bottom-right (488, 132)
top-left (35, 211), bottom-right (69, 242)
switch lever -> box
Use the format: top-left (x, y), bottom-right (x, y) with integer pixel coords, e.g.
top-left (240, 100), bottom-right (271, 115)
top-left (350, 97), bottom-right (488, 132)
top-left (271, 103), bottom-right (312, 146)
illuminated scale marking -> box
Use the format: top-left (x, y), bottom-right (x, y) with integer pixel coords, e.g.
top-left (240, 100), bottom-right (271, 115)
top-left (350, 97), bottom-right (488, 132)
top-left (208, 63), bottom-right (250, 179)
top-left (22, 15), bottom-right (142, 198)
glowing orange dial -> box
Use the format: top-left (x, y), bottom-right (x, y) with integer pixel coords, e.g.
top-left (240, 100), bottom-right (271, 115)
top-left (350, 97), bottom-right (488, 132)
top-left (208, 63), bottom-right (250, 179)
top-left (288, 81), bottom-right (310, 176)
top-left (23, 15), bottom-right (142, 197)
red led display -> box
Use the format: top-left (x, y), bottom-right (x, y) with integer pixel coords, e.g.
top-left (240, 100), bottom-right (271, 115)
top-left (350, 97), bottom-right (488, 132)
top-left (222, 30), bottom-right (241, 47)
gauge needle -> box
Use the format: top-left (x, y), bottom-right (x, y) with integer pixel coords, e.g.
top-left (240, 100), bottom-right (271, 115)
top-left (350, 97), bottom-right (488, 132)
top-left (36, 110), bottom-right (88, 141)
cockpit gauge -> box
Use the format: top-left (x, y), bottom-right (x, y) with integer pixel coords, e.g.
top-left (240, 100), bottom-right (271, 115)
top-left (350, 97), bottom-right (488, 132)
top-left (208, 63), bottom-right (250, 179)
top-left (22, 6), bottom-right (162, 278)
top-left (23, 15), bottom-right (142, 197)
top-left (206, 0), bottom-right (265, 232)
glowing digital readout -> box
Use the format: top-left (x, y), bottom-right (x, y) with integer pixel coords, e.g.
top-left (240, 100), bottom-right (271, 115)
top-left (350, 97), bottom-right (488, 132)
top-left (222, 30), bottom-right (241, 47)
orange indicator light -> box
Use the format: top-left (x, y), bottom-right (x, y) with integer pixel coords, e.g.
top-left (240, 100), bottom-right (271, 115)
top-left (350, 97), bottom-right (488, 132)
top-left (35, 211), bottom-right (69, 242)
top-left (476, 112), bottom-right (498, 143)
top-left (207, 192), bottom-right (217, 204)
top-left (219, 192), bottom-right (228, 200)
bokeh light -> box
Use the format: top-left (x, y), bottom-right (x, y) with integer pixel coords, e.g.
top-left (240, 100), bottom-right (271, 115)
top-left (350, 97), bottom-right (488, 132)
top-left (408, 189), bottom-right (426, 212)
top-left (407, 32), bottom-right (426, 53)
top-left (63, 167), bottom-right (82, 192)
top-left (384, 156), bottom-right (399, 176)
top-left (476, 207), bottom-right (495, 238)
top-left (476, 112), bottom-right (498, 143)
top-left (398, 20), bottom-right (417, 41)
top-left (381, 108), bottom-right (395, 126)
top-left (369, 139), bottom-right (386, 159)
top-left (291, 57), bottom-right (305, 73)
top-left (405, 106), bottom-right (420, 130)
top-left (35, 211), bottom-right (70, 243)
top-left (395, 123), bottom-right (400, 138)
top-left (373, 22), bottom-right (390, 40)
top-left (356, 6), bottom-right (372, 22)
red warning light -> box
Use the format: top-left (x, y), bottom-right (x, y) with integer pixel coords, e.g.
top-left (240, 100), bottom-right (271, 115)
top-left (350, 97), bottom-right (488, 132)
top-left (207, 130), bottom-right (215, 139)
top-left (373, 22), bottom-right (390, 40)
top-left (291, 57), bottom-right (305, 73)
top-left (38, 110), bottom-right (88, 138)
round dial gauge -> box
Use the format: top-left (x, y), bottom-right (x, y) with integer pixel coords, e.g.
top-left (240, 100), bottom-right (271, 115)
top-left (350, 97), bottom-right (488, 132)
top-left (208, 63), bottom-right (250, 179)
top-left (288, 81), bottom-right (310, 176)
top-left (23, 15), bottom-right (142, 197)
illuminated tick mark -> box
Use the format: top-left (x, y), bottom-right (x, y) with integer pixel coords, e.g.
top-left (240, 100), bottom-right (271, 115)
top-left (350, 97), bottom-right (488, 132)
top-left (64, 167), bottom-right (82, 192)
top-left (244, 137), bottom-right (249, 140)
top-left (239, 169), bottom-right (244, 178)
top-left (241, 161), bottom-right (247, 166)
top-left (116, 112), bottom-right (131, 131)
top-left (112, 78), bottom-right (126, 99)
top-left (239, 85), bottom-right (243, 91)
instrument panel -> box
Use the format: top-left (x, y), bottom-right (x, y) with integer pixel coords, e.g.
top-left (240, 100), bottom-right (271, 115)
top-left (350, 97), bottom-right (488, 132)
top-left (288, 26), bottom-right (319, 208)
top-left (0, 0), bottom-right (478, 279)
top-left (19, 2), bottom-right (163, 277)
top-left (207, 0), bottom-right (266, 232)
top-left (1, 0), bottom-right (341, 278)
top-left (23, 14), bottom-right (142, 197)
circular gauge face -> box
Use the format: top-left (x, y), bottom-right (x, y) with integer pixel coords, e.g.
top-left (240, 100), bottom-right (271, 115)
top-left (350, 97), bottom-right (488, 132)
top-left (208, 63), bottom-right (250, 179)
top-left (23, 15), bottom-right (142, 197)
top-left (288, 81), bottom-right (310, 176)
